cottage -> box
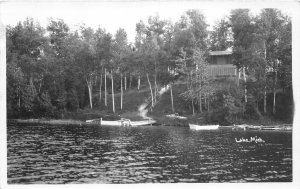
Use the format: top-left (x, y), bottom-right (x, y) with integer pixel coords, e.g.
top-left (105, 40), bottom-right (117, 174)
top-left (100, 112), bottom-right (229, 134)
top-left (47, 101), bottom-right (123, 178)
top-left (207, 50), bottom-right (237, 77)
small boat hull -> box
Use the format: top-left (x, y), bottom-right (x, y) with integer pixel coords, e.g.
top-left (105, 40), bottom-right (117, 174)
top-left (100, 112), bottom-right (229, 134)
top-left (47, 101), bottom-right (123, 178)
top-left (101, 120), bottom-right (123, 126)
top-left (189, 124), bottom-right (219, 130)
top-left (100, 119), bottom-right (156, 127)
top-left (130, 120), bottom-right (156, 126)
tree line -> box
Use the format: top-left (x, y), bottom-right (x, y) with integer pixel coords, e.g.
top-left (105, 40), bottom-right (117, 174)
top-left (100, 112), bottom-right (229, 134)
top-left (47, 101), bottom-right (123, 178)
top-left (7, 9), bottom-right (292, 123)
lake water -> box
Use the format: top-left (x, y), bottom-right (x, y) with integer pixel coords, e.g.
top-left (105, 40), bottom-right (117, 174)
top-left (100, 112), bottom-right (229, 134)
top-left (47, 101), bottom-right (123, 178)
top-left (7, 124), bottom-right (292, 184)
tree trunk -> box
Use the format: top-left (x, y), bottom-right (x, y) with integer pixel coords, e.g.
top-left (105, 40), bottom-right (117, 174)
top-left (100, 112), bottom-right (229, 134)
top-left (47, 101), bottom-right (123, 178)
top-left (236, 67), bottom-right (240, 86)
top-left (243, 66), bottom-right (247, 103)
top-left (29, 76), bottom-right (34, 87)
top-left (199, 72), bottom-right (202, 113)
top-left (38, 74), bottom-right (43, 94)
top-left (129, 74), bottom-right (132, 88)
top-left (86, 79), bottom-right (93, 109)
top-left (273, 69), bottom-right (277, 114)
top-left (204, 93), bottom-right (207, 110)
top-left (146, 73), bottom-right (154, 107)
top-left (18, 84), bottom-right (21, 111)
top-left (138, 75), bottom-right (141, 91)
top-left (111, 70), bottom-right (115, 113)
top-left (124, 74), bottom-right (127, 91)
top-left (192, 99), bottom-right (195, 116)
top-left (105, 68), bottom-right (107, 106)
top-left (263, 41), bottom-right (267, 114)
top-left (121, 73), bottom-right (123, 110)
top-left (170, 84), bottom-right (174, 113)
top-left (100, 72), bottom-right (102, 103)
top-left (207, 95), bottom-right (210, 113)
top-left (29, 75), bottom-right (37, 97)
top-left (264, 85), bottom-right (267, 113)
top-left (199, 92), bottom-right (202, 113)
top-left (94, 75), bottom-right (97, 87)
top-left (154, 74), bottom-right (157, 103)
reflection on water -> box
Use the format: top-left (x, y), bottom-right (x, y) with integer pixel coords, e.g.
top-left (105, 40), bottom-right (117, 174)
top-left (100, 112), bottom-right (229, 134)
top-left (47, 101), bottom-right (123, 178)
top-left (7, 124), bottom-right (292, 184)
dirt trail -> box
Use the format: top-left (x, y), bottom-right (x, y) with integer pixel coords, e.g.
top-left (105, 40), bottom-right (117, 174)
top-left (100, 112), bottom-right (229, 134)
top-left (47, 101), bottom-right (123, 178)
top-left (138, 85), bottom-right (170, 119)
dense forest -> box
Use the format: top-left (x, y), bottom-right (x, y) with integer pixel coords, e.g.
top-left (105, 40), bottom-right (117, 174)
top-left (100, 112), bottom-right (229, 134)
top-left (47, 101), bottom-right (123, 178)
top-left (6, 9), bottom-right (293, 125)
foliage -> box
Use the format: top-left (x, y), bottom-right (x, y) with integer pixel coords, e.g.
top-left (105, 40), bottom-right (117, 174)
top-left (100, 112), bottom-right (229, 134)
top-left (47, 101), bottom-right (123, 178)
top-left (206, 80), bottom-right (244, 125)
top-left (210, 19), bottom-right (232, 51)
top-left (6, 9), bottom-right (292, 123)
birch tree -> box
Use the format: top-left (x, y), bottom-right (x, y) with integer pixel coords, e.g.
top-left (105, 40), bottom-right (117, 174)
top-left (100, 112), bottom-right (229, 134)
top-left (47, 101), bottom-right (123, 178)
top-left (230, 9), bottom-right (256, 105)
top-left (112, 28), bottom-right (129, 111)
top-left (76, 26), bottom-right (98, 109)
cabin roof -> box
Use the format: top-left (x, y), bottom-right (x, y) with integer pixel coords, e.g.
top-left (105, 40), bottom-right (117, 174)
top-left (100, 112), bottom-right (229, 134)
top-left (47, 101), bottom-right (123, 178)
top-left (209, 50), bottom-right (232, 56)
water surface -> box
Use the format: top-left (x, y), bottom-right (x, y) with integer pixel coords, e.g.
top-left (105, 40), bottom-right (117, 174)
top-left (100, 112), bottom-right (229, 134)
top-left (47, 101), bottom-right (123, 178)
top-left (7, 124), bottom-right (292, 183)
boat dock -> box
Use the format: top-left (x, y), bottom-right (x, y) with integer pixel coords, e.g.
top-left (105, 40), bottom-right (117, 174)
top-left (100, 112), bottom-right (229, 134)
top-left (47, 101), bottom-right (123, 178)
top-left (230, 124), bottom-right (292, 131)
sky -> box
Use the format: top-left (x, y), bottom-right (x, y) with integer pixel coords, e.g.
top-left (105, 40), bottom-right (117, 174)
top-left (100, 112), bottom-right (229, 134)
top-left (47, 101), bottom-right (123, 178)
top-left (1, 1), bottom-right (294, 43)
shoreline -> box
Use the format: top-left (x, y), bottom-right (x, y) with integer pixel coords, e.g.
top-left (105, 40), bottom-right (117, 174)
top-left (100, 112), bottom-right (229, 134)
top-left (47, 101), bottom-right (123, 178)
top-left (7, 118), bottom-right (293, 131)
top-left (7, 119), bottom-right (98, 126)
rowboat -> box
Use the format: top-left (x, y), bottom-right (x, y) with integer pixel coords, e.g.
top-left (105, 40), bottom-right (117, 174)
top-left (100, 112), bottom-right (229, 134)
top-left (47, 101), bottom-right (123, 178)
top-left (101, 119), bottom-right (156, 127)
top-left (130, 120), bottom-right (157, 126)
top-left (189, 123), bottom-right (219, 130)
top-left (86, 118), bottom-right (156, 127)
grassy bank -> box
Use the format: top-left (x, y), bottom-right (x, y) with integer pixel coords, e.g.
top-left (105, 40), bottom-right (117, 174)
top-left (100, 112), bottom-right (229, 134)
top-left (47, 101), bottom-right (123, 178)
top-left (8, 83), bottom-right (293, 127)
top-left (56, 86), bottom-right (151, 121)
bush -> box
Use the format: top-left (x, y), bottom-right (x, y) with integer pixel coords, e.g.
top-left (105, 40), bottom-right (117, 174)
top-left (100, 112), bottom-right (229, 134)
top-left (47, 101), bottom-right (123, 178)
top-left (33, 92), bottom-right (55, 117)
top-left (207, 83), bottom-right (243, 125)
top-left (244, 102), bottom-right (262, 119)
top-left (66, 89), bottom-right (79, 111)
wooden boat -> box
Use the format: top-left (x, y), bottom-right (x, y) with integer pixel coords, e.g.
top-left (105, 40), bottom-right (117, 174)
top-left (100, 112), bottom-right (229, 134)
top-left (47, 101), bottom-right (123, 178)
top-left (189, 123), bottom-right (219, 130)
top-left (99, 118), bottom-right (156, 127)
top-left (130, 120), bottom-right (157, 126)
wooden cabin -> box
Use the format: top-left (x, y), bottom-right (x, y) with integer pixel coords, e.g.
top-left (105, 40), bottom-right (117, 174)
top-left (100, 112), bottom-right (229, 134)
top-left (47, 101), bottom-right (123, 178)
top-left (207, 50), bottom-right (237, 77)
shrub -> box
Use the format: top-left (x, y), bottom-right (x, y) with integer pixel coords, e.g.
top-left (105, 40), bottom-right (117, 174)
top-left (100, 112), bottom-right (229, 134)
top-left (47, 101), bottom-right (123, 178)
top-left (244, 102), bottom-right (262, 119)
top-left (33, 92), bottom-right (55, 117)
top-left (206, 82), bottom-right (243, 125)
top-left (66, 89), bottom-right (79, 111)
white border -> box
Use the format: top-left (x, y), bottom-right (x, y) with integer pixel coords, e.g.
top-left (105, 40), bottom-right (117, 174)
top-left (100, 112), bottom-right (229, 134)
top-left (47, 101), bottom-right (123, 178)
top-left (1, 1), bottom-right (299, 189)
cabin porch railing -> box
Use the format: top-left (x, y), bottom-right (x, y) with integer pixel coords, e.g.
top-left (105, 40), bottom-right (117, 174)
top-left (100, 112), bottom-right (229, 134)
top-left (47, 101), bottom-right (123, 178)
top-left (207, 64), bottom-right (237, 77)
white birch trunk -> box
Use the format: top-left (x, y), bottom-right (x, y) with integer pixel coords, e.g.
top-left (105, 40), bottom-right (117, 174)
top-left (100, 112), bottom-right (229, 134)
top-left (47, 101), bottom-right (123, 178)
top-left (263, 41), bottom-right (267, 113)
top-left (170, 84), bottom-right (174, 113)
top-left (86, 78), bottom-right (93, 109)
top-left (154, 74), bottom-right (157, 103)
top-left (105, 68), bottom-right (107, 106)
top-left (192, 99), bottom-right (195, 116)
top-left (124, 75), bottom-right (127, 91)
top-left (146, 73), bottom-right (154, 107)
top-left (204, 93), bottom-right (207, 110)
top-left (138, 75), bottom-right (141, 91)
top-left (243, 67), bottom-right (247, 103)
top-left (199, 92), bottom-right (202, 113)
top-left (18, 84), bottom-right (21, 111)
top-left (121, 73), bottom-right (123, 110)
top-left (264, 86), bottom-right (267, 113)
top-left (100, 72), bottom-right (102, 102)
top-left (207, 95), bottom-right (210, 112)
top-left (111, 70), bottom-right (115, 113)
top-left (273, 69), bottom-right (277, 114)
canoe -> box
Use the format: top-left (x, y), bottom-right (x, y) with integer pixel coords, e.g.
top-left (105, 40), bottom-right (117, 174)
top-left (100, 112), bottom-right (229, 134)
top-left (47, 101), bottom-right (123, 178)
top-left (100, 119), bottom-right (156, 127)
top-left (189, 124), bottom-right (219, 130)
